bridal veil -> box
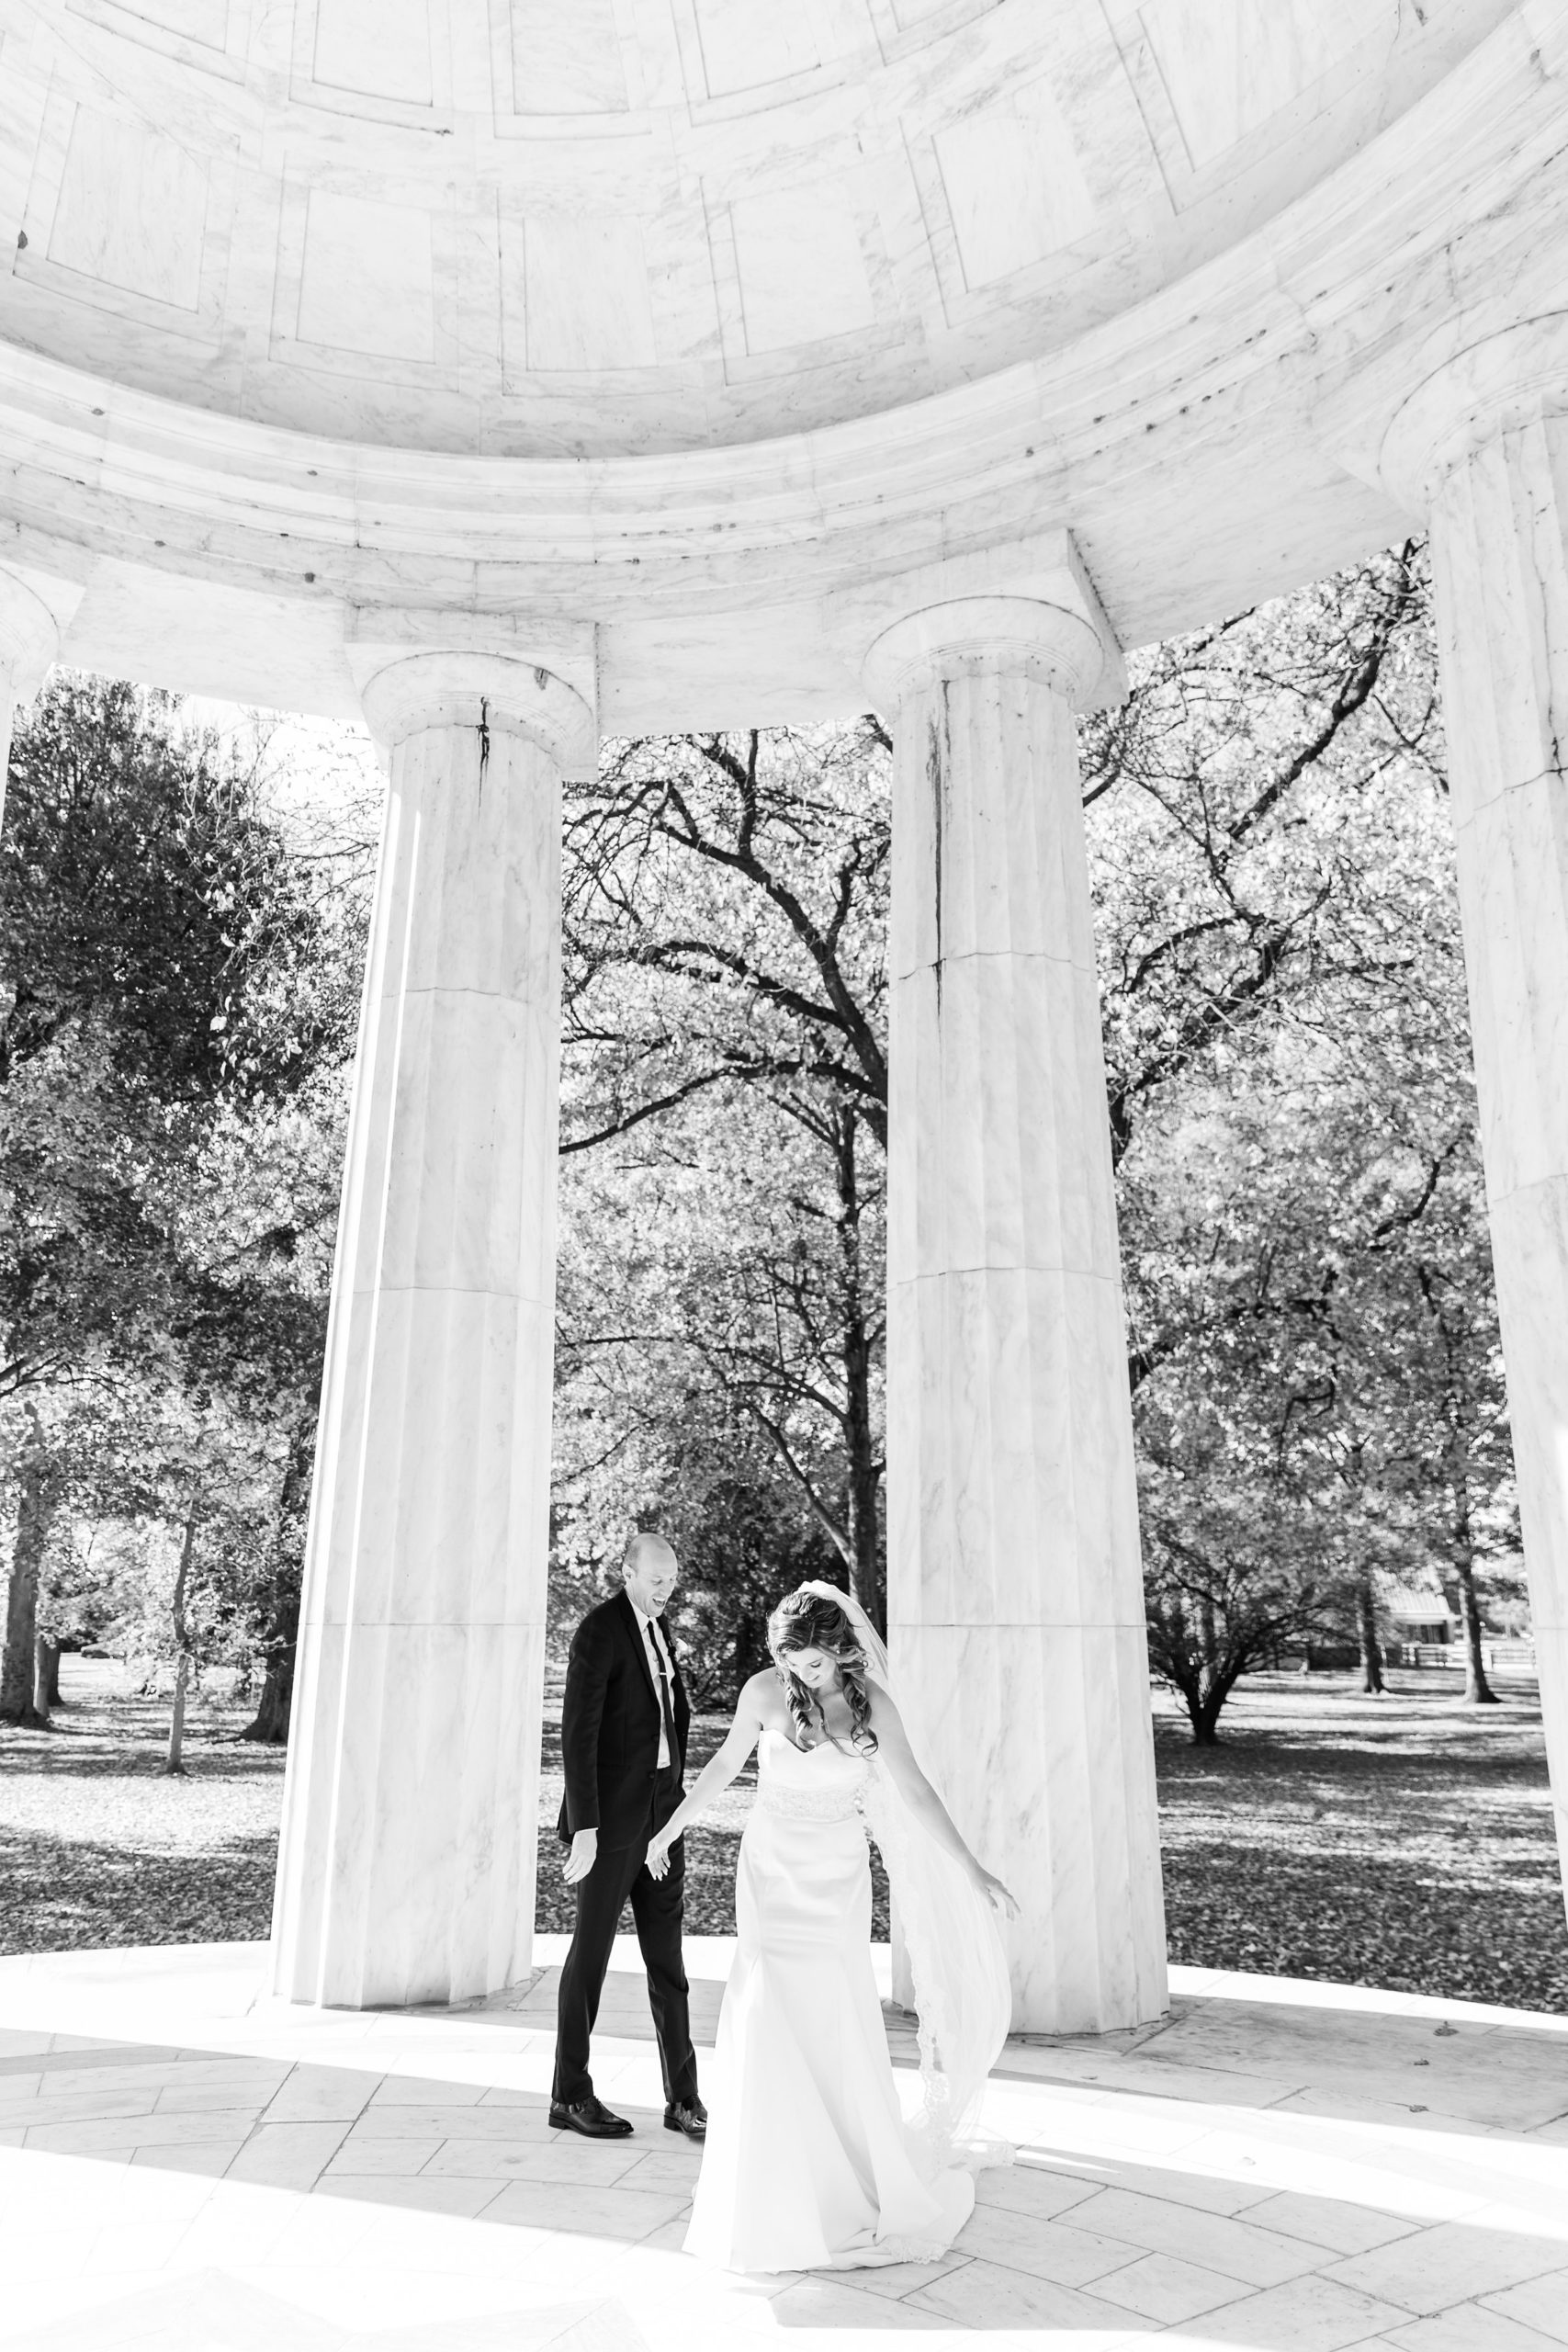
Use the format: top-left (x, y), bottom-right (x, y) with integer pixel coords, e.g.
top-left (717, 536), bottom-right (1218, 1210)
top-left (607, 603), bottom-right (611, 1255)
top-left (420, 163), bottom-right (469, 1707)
top-left (797, 1580), bottom-right (1012, 2169)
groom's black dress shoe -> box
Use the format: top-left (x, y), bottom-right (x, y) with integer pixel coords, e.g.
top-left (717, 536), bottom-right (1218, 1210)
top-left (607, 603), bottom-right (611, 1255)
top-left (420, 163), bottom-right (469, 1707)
top-left (549, 2095), bottom-right (633, 2139)
top-left (664, 2099), bottom-right (706, 2141)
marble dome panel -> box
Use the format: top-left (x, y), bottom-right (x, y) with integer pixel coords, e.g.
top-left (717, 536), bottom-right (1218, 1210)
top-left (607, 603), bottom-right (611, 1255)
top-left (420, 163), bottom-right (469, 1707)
top-left (0, 0), bottom-right (1518, 458)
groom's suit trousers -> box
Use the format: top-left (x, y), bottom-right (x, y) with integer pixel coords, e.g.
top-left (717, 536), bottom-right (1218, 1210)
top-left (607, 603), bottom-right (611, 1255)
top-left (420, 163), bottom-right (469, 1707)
top-left (552, 1765), bottom-right (699, 2109)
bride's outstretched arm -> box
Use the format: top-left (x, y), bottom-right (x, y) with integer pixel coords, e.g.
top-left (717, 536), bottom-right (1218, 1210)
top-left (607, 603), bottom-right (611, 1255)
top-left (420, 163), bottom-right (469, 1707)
top-left (869, 1687), bottom-right (1019, 1918)
top-left (645, 1672), bottom-right (769, 1879)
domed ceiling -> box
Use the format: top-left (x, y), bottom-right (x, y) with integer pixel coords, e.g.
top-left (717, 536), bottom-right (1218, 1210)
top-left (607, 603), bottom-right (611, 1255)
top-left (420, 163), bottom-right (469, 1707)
top-left (0, 0), bottom-right (1519, 457)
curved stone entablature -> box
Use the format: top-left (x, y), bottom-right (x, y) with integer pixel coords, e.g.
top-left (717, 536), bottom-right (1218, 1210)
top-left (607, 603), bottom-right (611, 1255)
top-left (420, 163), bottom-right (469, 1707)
top-left (0, 0), bottom-right (1561, 726)
top-left (0, 0), bottom-right (1518, 457)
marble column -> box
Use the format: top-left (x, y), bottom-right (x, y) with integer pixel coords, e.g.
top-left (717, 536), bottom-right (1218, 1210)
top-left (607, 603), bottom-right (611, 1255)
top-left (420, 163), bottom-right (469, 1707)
top-left (271, 652), bottom-right (592, 2008)
top-left (0, 567), bottom-right (73, 834)
top-left (1377, 333), bottom-right (1568, 1918)
top-left (865, 595), bottom-right (1168, 2034)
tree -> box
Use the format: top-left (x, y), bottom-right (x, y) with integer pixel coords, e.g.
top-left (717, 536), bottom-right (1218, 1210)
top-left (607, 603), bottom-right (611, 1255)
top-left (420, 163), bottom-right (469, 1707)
top-left (0, 1404), bottom-right (61, 1724)
top-left (0, 679), bottom-right (367, 1733)
top-left (558, 725), bottom-right (891, 1628)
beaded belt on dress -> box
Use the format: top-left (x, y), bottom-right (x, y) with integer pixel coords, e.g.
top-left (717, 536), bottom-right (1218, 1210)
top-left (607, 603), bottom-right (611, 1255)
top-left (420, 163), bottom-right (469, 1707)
top-left (756, 1781), bottom-right (864, 1822)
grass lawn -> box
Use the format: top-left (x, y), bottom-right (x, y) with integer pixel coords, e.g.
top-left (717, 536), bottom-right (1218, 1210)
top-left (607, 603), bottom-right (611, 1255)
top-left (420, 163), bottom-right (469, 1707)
top-left (2, 1657), bottom-right (1563, 2013)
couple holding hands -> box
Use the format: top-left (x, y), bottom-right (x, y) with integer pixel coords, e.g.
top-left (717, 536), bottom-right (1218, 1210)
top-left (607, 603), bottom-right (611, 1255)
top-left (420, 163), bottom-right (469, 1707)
top-left (550, 1532), bottom-right (1016, 2275)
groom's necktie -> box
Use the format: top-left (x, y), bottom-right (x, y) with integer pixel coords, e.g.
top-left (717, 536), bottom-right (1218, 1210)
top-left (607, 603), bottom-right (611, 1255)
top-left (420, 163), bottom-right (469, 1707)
top-left (649, 1619), bottom-right (682, 1777)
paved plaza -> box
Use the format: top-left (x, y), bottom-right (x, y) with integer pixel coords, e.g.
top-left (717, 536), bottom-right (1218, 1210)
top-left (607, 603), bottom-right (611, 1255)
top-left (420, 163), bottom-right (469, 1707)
top-left (0, 1938), bottom-right (1563, 2351)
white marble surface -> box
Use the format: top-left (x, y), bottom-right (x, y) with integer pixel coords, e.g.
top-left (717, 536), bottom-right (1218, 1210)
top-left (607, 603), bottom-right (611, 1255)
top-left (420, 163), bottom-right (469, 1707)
top-left (0, 0), bottom-right (1500, 452)
top-left (1421, 401), bottom-right (1568, 1908)
top-left (271, 655), bottom-right (573, 2010)
top-left (0, 6), bottom-right (1555, 731)
top-left (880, 597), bottom-right (1167, 2035)
top-left (0, 1939), bottom-right (1564, 2351)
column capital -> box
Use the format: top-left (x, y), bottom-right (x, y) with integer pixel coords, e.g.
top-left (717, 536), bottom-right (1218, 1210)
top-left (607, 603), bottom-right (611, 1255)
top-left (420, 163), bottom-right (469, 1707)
top-left (1322, 313), bottom-right (1568, 515)
top-left (863, 595), bottom-right (1110, 711)
top-left (1380, 314), bottom-right (1568, 509)
top-left (832, 527), bottom-right (1125, 715)
top-left (344, 609), bottom-right (598, 775)
top-left (0, 563), bottom-right (77, 699)
top-left (351, 650), bottom-right (596, 775)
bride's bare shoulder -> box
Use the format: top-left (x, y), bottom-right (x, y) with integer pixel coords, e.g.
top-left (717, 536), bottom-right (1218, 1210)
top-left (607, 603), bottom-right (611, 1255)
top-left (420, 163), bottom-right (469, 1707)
top-left (864, 1679), bottom-right (903, 1727)
top-left (739, 1668), bottom-right (781, 1718)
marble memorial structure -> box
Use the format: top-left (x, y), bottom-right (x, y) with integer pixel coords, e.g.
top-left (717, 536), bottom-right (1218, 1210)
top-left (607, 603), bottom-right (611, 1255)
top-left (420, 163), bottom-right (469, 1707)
top-left (0, 0), bottom-right (1562, 2033)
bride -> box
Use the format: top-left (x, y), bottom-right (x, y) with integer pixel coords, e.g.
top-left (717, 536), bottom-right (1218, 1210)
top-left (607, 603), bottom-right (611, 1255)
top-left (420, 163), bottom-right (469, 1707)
top-left (645, 1581), bottom-right (1017, 2274)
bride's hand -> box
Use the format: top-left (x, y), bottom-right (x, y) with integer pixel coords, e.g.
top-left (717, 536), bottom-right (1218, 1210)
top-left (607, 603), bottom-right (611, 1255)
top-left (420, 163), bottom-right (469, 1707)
top-left (975, 1866), bottom-right (1019, 1921)
top-left (646, 1828), bottom-right (676, 1881)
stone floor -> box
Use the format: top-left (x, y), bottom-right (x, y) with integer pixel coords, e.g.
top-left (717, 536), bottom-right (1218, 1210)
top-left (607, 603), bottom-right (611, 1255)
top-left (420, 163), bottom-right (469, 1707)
top-left (0, 1939), bottom-right (1564, 2350)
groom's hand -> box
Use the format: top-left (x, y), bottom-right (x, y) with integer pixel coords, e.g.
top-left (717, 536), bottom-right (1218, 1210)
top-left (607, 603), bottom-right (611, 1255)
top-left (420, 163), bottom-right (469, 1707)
top-left (563, 1827), bottom-right (598, 1884)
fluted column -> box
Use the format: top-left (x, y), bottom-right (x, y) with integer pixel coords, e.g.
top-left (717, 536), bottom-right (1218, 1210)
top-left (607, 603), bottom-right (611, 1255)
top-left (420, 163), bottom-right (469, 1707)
top-left (867, 595), bottom-right (1168, 2034)
top-left (1376, 327), bottom-right (1568, 1918)
top-left (272, 651), bottom-right (592, 2008)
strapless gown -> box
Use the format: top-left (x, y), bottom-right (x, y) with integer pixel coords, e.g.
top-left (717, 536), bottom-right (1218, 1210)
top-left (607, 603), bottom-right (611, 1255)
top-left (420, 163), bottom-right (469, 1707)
top-left (683, 1726), bottom-right (975, 2273)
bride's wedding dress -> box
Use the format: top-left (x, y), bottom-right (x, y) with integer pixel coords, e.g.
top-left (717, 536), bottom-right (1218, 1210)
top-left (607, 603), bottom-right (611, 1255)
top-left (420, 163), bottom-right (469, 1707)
top-left (683, 1722), bottom-right (996, 2274)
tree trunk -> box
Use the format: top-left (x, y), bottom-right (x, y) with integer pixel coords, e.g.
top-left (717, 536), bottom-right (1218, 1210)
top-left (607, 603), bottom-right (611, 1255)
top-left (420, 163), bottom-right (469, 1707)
top-left (163, 1511), bottom-right (197, 1776)
top-left (32, 1635), bottom-right (60, 1721)
top-left (1446, 1407), bottom-right (1497, 1705)
top-left (1356, 1577), bottom-right (1385, 1695)
top-left (239, 1419), bottom-right (311, 1745)
top-left (834, 1112), bottom-right (886, 1635)
top-left (1, 1410), bottom-right (54, 1727)
top-left (239, 1646), bottom-right (293, 1745)
top-left (1454, 1555), bottom-right (1498, 1705)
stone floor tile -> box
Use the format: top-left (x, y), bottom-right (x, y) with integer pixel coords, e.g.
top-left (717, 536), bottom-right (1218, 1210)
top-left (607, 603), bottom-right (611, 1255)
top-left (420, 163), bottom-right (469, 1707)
top-left (351, 2102), bottom-right (558, 2142)
top-left (1244, 2190), bottom-right (1427, 2256)
top-left (1382, 2306), bottom-right (1568, 2351)
top-left (423, 2135), bottom-right (644, 2186)
top-left (764, 2276), bottom-right (951, 2329)
top-left (368, 2078), bottom-right (488, 2108)
top-left (974, 2158), bottom-right (1103, 2220)
top-left (28, 2045), bottom-right (182, 2077)
top-left (908, 2256), bottom-right (1156, 2331)
top-left (613, 2147), bottom-right (704, 2195)
top-left (0, 2033), bottom-right (57, 2062)
top-left (1326, 2223), bottom-right (1568, 2315)
top-left (1481, 2274), bottom-right (1568, 2345)
top-left (261, 2067), bottom-right (378, 2125)
top-left (954, 2199), bottom-right (1145, 2287)
top-left (25, 2108), bottom-right (258, 2154)
top-left (224, 2120), bottom-right (353, 2188)
top-left (480, 2179), bottom-right (688, 2241)
top-left (1067, 2186), bottom-right (1328, 2286)
top-left (130, 2138), bottom-right (248, 2177)
top-left (322, 2136), bottom-right (446, 2177)
top-left (313, 2172), bottom-right (510, 2219)
top-left (841, 2250), bottom-right (973, 2301)
top-left (1089, 2249), bottom-right (1256, 2324)
top-left (1181, 2272), bottom-right (1413, 2348)
top-left (639, 2215), bottom-right (694, 2253)
top-left (164, 2057), bottom-right (291, 2088)
top-left (0, 2087), bottom-right (159, 2128)
top-left (1085, 2158), bottom-right (1280, 2216)
top-left (153, 2083), bottom-right (274, 2116)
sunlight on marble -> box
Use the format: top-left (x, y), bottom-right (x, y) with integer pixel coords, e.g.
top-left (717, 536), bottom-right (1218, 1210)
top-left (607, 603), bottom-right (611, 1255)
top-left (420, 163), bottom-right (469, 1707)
top-left (0, 1939), bottom-right (1563, 2349)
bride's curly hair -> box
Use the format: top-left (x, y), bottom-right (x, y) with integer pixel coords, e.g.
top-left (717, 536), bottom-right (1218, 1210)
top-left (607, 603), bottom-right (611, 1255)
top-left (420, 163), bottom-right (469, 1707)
top-left (767, 1586), bottom-right (879, 1756)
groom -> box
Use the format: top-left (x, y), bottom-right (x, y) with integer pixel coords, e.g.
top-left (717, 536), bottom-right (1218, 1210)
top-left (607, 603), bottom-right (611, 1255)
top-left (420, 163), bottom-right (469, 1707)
top-left (550, 1531), bottom-right (705, 2142)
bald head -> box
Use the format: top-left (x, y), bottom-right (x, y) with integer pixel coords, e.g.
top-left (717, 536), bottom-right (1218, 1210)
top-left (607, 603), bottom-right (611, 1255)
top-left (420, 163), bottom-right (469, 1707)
top-left (623, 1532), bottom-right (679, 1617)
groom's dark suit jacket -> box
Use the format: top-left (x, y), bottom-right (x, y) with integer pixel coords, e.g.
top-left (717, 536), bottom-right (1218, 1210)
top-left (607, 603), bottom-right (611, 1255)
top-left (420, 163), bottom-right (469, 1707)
top-left (557, 1589), bottom-right (692, 1850)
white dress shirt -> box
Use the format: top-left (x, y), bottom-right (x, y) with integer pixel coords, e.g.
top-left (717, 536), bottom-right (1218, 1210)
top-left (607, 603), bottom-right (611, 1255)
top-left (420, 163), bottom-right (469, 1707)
top-left (632, 1604), bottom-right (675, 1769)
